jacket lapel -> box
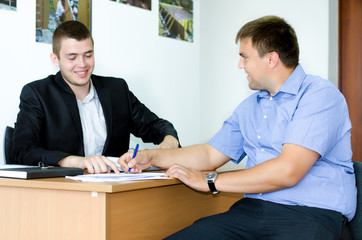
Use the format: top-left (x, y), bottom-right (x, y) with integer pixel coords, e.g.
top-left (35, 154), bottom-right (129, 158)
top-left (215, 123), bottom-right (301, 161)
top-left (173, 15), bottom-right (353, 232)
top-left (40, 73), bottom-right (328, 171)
top-left (92, 76), bottom-right (113, 154)
top-left (54, 72), bottom-right (85, 155)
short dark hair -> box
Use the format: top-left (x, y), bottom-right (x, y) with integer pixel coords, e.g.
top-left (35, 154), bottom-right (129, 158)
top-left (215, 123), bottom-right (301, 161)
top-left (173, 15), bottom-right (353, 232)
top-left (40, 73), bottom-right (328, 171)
top-left (52, 21), bottom-right (93, 58)
top-left (235, 16), bottom-right (299, 68)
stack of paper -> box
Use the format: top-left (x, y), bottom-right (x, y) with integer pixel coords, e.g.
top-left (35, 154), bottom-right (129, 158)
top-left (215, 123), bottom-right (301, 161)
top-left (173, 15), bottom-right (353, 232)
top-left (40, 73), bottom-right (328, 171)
top-left (66, 172), bottom-right (171, 182)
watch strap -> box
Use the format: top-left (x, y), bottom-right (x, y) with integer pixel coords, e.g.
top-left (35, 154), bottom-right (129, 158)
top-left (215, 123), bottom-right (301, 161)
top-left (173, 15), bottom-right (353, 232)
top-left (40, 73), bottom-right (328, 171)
top-left (207, 180), bottom-right (219, 194)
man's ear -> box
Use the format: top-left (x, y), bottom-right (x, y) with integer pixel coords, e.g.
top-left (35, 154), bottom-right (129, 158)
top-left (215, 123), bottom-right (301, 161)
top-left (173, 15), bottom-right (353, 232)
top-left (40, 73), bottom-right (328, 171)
top-left (267, 51), bottom-right (279, 68)
top-left (50, 52), bottom-right (59, 67)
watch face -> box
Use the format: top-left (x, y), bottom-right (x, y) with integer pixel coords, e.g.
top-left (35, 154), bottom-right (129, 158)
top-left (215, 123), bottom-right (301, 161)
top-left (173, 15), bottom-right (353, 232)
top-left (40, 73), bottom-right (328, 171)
top-left (206, 172), bottom-right (217, 180)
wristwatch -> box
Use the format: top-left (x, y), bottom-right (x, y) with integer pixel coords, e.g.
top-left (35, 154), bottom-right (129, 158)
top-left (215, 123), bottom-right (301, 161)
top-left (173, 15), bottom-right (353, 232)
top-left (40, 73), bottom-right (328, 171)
top-left (205, 172), bottom-right (219, 194)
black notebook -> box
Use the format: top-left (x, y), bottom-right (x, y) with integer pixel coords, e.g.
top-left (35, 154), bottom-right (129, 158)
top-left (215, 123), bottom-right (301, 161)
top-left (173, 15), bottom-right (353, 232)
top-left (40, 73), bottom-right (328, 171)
top-left (0, 167), bottom-right (84, 179)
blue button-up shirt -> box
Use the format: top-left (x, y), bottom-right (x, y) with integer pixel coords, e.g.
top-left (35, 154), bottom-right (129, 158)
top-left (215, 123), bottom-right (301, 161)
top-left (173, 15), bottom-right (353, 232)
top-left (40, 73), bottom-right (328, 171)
top-left (209, 65), bottom-right (357, 220)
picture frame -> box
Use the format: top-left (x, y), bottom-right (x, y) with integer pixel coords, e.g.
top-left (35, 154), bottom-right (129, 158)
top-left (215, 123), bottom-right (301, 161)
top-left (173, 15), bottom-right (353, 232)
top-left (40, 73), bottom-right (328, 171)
top-left (36, 0), bottom-right (92, 44)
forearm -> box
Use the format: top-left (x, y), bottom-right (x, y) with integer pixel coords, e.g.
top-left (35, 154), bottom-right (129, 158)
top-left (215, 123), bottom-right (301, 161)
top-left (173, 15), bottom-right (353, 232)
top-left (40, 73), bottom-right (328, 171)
top-left (161, 157), bottom-right (291, 194)
top-left (157, 135), bottom-right (179, 149)
top-left (12, 122), bottom-right (69, 166)
top-left (150, 143), bottom-right (228, 170)
top-left (12, 145), bottom-right (69, 166)
top-left (214, 144), bottom-right (319, 194)
top-left (215, 158), bottom-right (294, 194)
top-left (58, 156), bottom-right (81, 168)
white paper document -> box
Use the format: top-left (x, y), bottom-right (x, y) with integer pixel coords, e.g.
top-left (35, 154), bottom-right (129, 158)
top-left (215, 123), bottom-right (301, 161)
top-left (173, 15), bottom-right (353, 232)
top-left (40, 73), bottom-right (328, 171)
top-left (66, 172), bottom-right (171, 182)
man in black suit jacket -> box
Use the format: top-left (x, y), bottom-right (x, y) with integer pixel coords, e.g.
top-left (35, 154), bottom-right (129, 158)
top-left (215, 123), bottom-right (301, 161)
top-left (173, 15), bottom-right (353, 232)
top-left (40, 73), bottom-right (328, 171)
top-left (10, 20), bottom-right (179, 173)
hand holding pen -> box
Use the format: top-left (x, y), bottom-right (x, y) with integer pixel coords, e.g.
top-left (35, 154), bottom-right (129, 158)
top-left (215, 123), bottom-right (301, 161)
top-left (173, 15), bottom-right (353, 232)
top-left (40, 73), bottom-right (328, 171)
top-left (128, 144), bottom-right (139, 173)
top-left (118, 144), bottom-right (153, 173)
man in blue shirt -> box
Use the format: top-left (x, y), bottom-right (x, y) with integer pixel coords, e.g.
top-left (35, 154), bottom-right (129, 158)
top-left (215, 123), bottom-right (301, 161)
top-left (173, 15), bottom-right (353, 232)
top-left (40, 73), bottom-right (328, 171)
top-left (119, 16), bottom-right (356, 239)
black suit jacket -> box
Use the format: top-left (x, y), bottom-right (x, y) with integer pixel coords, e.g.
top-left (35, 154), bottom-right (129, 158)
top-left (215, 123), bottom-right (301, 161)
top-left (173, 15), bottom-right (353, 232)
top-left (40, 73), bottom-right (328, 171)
top-left (10, 72), bottom-right (179, 165)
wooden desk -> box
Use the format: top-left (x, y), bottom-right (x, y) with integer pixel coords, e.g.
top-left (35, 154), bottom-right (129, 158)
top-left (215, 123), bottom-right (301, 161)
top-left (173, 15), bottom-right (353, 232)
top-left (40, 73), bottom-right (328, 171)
top-left (0, 175), bottom-right (242, 240)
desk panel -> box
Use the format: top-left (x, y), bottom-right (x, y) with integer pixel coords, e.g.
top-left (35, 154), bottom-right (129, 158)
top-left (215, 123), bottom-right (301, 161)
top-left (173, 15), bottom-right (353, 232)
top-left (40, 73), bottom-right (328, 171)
top-left (107, 184), bottom-right (242, 239)
top-left (0, 186), bottom-right (107, 240)
top-left (0, 177), bottom-right (242, 239)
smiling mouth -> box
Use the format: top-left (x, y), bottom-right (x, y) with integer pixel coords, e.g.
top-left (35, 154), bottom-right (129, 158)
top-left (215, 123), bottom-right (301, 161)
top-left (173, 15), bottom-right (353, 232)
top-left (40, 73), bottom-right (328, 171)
top-left (75, 71), bottom-right (87, 77)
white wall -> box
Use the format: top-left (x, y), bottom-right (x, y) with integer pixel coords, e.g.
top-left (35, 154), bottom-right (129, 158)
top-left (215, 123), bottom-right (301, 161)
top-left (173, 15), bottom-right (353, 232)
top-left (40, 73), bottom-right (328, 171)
top-left (0, 0), bottom-right (337, 167)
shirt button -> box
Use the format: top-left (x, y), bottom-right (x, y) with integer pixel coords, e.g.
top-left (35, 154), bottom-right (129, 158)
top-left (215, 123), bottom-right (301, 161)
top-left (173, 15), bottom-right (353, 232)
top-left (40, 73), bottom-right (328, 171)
top-left (259, 193), bottom-right (263, 196)
top-left (261, 149), bottom-right (264, 152)
top-left (257, 136), bottom-right (261, 140)
top-left (264, 115), bottom-right (267, 119)
top-left (269, 97), bottom-right (273, 100)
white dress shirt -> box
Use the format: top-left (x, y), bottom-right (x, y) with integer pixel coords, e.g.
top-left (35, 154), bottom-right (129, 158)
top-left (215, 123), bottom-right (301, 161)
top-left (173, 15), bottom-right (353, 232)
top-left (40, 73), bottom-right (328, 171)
top-left (76, 80), bottom-right (107, 157)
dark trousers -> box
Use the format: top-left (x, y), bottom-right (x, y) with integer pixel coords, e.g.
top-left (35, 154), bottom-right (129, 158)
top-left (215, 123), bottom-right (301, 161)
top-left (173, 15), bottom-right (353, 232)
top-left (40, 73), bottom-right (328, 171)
top-left (165, 198), bottom-right (351, 240)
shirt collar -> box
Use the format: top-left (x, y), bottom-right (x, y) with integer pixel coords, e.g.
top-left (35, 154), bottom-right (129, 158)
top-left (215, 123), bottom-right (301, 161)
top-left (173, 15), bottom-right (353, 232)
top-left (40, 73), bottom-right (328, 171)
top-left (257, 64), bottom-right (305, 100)
top-left (278, 64), bottom-right (305, 95)
top-left (80, 79), bottom-right (98, 103)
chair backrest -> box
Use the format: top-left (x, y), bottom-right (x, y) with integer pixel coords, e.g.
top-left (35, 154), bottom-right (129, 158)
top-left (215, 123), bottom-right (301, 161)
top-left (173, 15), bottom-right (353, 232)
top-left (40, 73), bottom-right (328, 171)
top-left (4, 126), bottom-right (14, 164)
top-left (349, 161), bottom-right (362, 240)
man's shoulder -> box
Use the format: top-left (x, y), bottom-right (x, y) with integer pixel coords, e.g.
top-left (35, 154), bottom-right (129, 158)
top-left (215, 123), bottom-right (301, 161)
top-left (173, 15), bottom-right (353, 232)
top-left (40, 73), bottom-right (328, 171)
top-left (19, 74), bottom-right (64, 101)
top-left (302, 75), bottom-right (342, 99)
top-left (233, 91), bottom-right (260, 113)
top-left (91, 74), bottom-right (129, 90)
top-left (92, 74), bottom-right (126, 84)
top-left (24, 74), bottom-right (57, 89)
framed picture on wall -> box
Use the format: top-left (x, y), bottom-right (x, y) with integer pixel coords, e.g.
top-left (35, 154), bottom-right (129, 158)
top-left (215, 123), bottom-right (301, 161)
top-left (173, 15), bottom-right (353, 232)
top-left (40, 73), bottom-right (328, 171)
top-left (109, 0), bottom-right (151, 11)
top-left (36, 0), bottom-right (92, 44)
top-left (159, 0), bottom-right (193, 42)
top-left (0, 0), bottom-right (17, 11)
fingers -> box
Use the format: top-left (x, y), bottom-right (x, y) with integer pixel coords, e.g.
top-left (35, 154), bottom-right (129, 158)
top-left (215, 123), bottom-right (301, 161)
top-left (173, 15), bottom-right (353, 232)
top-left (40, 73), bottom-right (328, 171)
top-left (165, 164), bottom-right (189, 179)
top-left (83, 156), bottom-right (118, 174)
top-left (118, 150), bottom-right (152, 172)
top-left (83, 157), bottom-right (100, 174)
top-left (165, 164), bottom-right (208, 192)
top-left (103, 157), bottom-right (120, 174)
top-left (118, 152), bottom-right (133, 172)
top-left (82, 159), bottom-right (95, 174)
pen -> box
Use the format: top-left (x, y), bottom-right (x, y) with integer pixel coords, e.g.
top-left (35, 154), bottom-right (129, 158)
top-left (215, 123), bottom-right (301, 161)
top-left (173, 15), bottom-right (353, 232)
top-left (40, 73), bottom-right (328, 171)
top-left (129, 144), bottom-right (139, 173)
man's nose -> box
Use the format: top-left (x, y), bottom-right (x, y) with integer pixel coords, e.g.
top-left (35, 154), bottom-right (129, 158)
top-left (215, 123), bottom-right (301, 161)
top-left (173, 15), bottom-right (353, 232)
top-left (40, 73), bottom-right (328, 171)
top-left (78, 57), bottom-right (86, 67)
top-left (238, 58), bottom-right (245, 69)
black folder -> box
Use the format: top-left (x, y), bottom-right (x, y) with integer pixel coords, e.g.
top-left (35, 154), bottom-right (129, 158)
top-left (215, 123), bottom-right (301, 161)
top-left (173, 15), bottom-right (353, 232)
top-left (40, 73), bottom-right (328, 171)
top-left (0, 167), bottom-right (84, 179)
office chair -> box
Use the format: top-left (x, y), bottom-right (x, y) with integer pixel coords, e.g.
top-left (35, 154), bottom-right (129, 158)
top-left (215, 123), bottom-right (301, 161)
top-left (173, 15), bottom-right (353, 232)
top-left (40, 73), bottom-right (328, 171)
top-left (4, 126), bottom-right (14, 164)
top-left (348, 161), bottom-right (362, 240)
